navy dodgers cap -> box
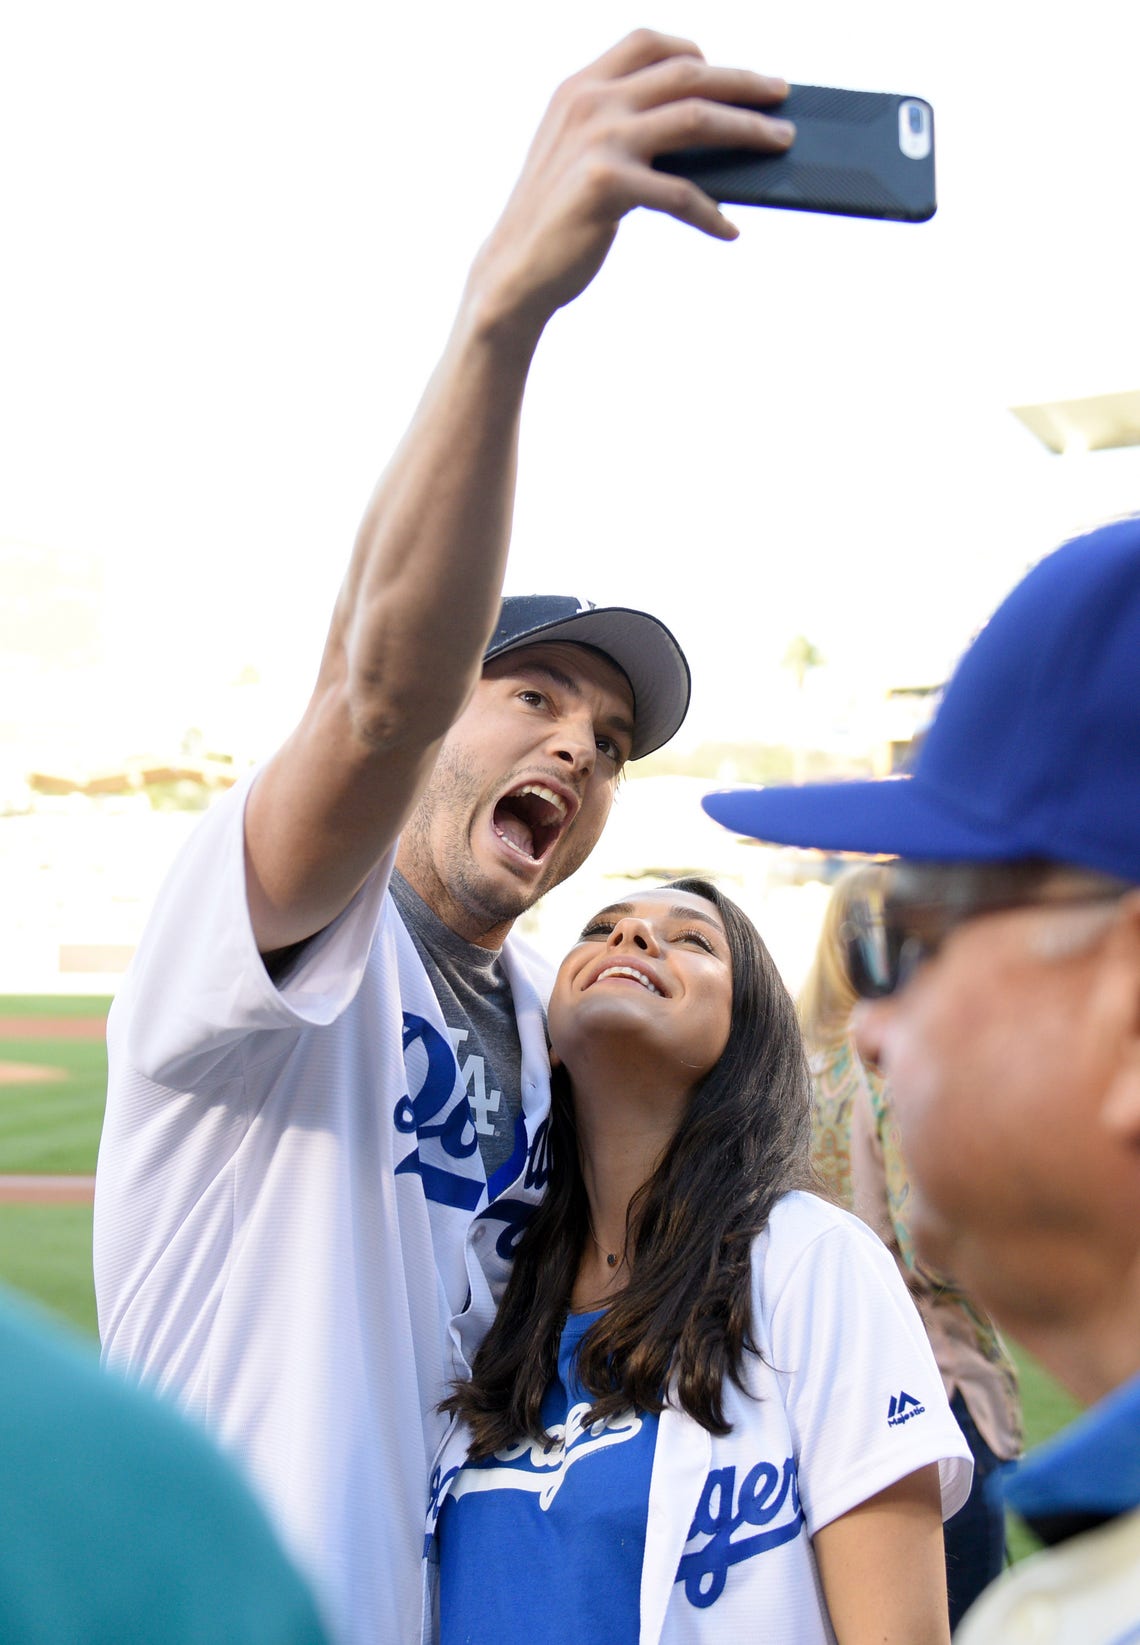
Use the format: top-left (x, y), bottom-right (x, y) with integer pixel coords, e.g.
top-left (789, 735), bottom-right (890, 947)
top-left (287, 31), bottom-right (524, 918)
top-left (485, 595), bottom-right (691, 761)
top-left (702, 518), bottom-right (1140, 882)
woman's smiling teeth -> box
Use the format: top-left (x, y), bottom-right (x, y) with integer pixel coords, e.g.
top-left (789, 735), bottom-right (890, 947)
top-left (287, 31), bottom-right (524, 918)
top-left (594, 965), bottom-right (662, 996)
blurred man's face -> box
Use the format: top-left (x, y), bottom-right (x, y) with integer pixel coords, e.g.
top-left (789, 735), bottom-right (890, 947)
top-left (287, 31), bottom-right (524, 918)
top-left (852, 868), bottom-right (1140, 1349)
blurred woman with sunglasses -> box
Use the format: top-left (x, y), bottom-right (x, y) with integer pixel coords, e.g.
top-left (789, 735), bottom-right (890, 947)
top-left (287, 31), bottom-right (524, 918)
top-left (427, 878), bottom-right (971, 1644)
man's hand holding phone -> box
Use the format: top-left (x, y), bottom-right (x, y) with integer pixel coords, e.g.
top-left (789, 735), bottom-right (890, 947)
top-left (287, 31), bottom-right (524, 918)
top-left (468, 29), bottom-right (795, 347)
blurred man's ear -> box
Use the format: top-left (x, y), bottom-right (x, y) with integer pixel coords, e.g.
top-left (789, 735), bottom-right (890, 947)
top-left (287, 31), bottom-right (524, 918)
top-left (1100, 893), bottom-right (1140, 1146)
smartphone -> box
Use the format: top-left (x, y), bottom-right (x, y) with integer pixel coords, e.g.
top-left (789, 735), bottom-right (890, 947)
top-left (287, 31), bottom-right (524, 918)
top-left (654, 85), bottom-right (936, 223)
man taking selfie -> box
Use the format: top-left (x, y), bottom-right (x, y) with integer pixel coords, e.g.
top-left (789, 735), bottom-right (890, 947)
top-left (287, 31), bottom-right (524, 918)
top-left (95, 32), bottom-right (796, 1645)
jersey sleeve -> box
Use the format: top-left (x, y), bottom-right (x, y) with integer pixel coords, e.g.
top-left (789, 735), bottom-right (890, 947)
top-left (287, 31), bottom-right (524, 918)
top-left (760, 1198), bottom-right (973, 1535)
top-left (120, 769), bottom-right (393, 1090)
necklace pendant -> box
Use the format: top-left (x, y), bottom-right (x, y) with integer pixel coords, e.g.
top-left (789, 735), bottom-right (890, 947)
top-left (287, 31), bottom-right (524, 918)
top-left (606, 1253), bottom-right (617, 1267)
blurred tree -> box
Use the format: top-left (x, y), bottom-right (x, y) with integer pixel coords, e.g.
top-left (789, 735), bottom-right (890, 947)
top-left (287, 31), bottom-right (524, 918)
top-left (782, 635), bottom-right (825, 781)
top-left (782, 634), bottom-right (825, 690)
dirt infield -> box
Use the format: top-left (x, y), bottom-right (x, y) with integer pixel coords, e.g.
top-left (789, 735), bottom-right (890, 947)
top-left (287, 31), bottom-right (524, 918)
top-left (0, 1013), bottom-right (106, 1205)
top-left (0, 1175), bottom-right (96, 1204)
top-left (0, 1017), bottom-right (107, 1041)
top-left (0, 1062), bottom-right (66, 1084)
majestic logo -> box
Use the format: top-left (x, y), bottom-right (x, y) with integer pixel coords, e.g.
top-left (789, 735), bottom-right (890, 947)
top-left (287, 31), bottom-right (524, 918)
top-left (887, 1390), bottom-right (926, 1427)
top-left (676, 1457), bottom-right (804, 1609)
top-left (447, 1404), bottom-right (643, 1512)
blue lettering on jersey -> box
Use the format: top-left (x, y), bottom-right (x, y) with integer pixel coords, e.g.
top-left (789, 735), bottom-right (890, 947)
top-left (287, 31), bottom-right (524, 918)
top-left (478, 1117), bottom-right (552, 1254)
top-left (393, 1012), bottom-right (483, 1210)
top-left (427, 1467), bottom-right (463, 1526)
top-left (524, 1116), bottom-right (552, 1192)
top-left (479, 1195), bottom-right (536, 1260)
top-left (394, 1015), bottom-right (552, 1220)
top-left (676, 1456), bottom-right (804, 1608)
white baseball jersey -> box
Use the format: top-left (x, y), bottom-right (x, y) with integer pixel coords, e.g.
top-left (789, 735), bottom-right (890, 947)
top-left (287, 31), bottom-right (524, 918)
top-left (94, 772), bottom-right (555, 1645)
top-left (426, 1193), bottom-right (973, 1645)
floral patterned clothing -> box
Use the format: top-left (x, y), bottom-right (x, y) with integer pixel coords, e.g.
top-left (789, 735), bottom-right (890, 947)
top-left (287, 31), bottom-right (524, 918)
top-left (809, 1039), bottom-right (1022, 1463)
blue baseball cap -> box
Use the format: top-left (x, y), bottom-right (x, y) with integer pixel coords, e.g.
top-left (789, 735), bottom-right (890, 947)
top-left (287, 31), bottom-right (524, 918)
top-left (485, 595), bottom-right (691, 761)
top-left (702, 518), bottom-right (1140, 882)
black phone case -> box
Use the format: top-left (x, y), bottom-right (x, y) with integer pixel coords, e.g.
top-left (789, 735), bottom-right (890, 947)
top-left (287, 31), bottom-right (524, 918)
top-left (654, 85), bottom-right (936, 223)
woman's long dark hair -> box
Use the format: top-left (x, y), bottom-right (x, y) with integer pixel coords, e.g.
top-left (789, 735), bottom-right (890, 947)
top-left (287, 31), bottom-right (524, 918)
top-left (442, 878), bottom-right (814, 1456)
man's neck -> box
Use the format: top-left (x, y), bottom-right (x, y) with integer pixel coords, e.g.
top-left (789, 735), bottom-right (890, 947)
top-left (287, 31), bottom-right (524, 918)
top-left (393, 849), bottom-right (515, 951)
top-left (998, 1251), bottom-right (1140, 1408)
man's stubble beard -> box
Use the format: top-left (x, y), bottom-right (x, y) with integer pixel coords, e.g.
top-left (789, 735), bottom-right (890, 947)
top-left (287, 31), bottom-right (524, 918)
top-left (399, 743), bottom-right (598, 938)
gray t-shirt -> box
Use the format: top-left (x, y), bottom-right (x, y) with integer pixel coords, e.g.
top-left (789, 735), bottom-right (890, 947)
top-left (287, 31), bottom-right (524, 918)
top-left (389, 871), bottom-right (523, 1179)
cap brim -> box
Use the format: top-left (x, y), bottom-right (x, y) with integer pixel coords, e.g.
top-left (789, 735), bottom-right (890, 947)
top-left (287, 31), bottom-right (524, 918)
top-left (489, 607), bottom-right (690, 760)
top-left (701, 775), bottom-right (1035, 863)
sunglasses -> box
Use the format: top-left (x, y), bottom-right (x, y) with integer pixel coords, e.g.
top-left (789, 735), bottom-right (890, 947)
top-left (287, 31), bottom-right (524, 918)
top-left (841, 866), bottom-right (1133, 1001)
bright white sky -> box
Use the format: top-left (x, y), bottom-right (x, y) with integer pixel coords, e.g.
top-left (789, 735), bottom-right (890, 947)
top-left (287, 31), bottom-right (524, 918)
top-left (4, 0), bottom-right (1140, 758)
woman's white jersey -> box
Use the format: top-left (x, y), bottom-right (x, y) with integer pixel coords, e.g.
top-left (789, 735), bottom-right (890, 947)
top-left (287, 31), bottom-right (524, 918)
top-left (428, 1192), bottom-right (973, 1644)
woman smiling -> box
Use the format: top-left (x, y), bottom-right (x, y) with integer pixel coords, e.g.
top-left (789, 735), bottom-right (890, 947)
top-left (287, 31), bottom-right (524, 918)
top-left (428, 879), bottom-right (971, 1644)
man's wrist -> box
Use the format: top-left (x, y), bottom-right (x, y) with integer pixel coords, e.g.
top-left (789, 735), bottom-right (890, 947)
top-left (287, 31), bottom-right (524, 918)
top-left (457, 243), bottom-right (552, 368)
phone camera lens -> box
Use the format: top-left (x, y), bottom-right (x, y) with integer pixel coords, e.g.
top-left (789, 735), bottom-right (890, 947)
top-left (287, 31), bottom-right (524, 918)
top-left (897, 99), bottom-right (932, 163)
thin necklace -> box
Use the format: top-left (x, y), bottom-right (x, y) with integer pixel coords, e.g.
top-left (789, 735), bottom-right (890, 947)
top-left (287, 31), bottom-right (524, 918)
top-left (587, 1211), bottom-right (625, 1270)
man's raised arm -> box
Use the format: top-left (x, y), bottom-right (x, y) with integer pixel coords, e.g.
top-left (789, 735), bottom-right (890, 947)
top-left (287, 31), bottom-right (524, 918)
top-left (245, 30), bottom-right (793, 952)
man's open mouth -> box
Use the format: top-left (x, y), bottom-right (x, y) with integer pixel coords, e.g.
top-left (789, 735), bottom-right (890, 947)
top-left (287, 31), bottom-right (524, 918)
top-left (491, 783), bottom-right (570, 864)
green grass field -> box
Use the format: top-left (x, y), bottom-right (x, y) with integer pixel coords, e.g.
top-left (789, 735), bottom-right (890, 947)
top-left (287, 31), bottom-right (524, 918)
top-left (0, 994), bottom-right (110, 1338)
top-left (0, 993), bottom-right (112, 1174)
top-left (0, 994), bottom-right (1084, 1563)
top-left (0, 1204), bottom-right (97, 1335)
